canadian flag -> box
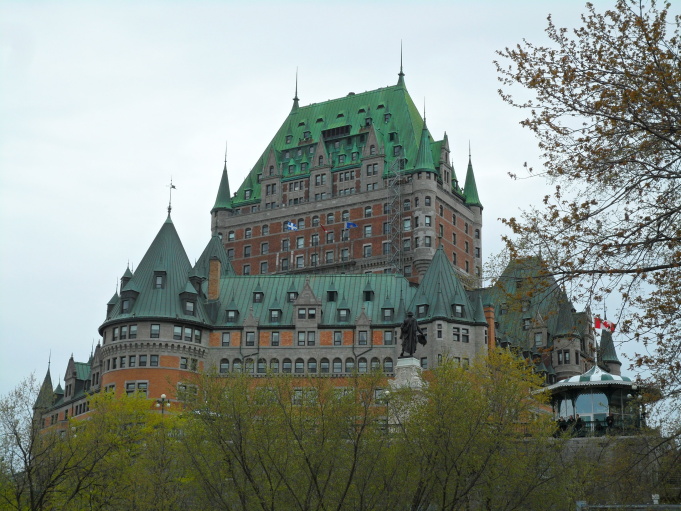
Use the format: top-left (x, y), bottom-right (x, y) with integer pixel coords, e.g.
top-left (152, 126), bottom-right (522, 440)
top-left (594, 317), bottom-right (616, 333)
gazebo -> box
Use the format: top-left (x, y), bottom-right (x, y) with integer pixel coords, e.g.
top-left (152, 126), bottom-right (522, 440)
top-left (546, 365), bottom-right (644, 434)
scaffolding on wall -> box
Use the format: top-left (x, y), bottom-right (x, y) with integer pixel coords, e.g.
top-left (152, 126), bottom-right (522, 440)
top-left (385, 155), bottom-right (408, 275)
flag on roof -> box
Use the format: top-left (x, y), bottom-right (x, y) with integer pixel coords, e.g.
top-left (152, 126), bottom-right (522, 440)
top-left (285, 221), bottom-right (298, 231)
top-left (344, 222), bottom-right (358, 228)
top-left (594, 317), bottom-right (616, 332)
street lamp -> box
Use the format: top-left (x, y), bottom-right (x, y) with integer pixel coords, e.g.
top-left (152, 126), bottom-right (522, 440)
top-left (156, 394), bottom-right (170, 416)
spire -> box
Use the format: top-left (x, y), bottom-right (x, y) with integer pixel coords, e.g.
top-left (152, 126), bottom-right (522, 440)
top-left (397, 41), bottom-right (405, 87)
top-left (167, 178), bottom-right (176, 216)
top-left (212, 144), bottom-right (233, 212)
top-left (599, 329), bottom-right (622, 368)
top-left (463, 147), bottom-right (482, 208)
top-left (414, 118), bottom-right (436, 172)
top-left (34, 364), bottom-right (54, 411)
top-left (292, 68), bottom-right (300, 112)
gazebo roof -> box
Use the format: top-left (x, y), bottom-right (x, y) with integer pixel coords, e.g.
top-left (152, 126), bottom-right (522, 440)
top-left (547, 365), bottom-right (632, 391)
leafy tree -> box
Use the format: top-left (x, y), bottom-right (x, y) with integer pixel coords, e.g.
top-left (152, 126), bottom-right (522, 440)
top-left (495, 0), bottom-right (681, 397)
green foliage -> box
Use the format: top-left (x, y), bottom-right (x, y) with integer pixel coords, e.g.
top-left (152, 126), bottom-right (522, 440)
top-left (2, 358), bottom-right (673, 509)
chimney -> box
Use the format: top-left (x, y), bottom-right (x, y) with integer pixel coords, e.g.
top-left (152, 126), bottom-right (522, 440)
top-left (483, 304), bottom-right (496, 352)
top-left (208, 257), bottom-right (221, 300)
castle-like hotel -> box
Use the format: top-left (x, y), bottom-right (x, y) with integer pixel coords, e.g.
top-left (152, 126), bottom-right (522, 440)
top-left (34, 67), bottom-right (624, 431)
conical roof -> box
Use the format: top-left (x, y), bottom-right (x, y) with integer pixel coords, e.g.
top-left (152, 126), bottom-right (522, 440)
top-left (599, 329), bottom-right (621, 365)
top-left (463, 155), bottom-right (482, 207)
top-left (103, 215), bottom-right (195, 322)
top-left (34, 366), bottom-right (54, 411)
top-left (212, 162), bottom-right (232, 212)
top-left (414, 122), bottom-right (436, 173)
top-left (193, 235), bottom-right (235, 278)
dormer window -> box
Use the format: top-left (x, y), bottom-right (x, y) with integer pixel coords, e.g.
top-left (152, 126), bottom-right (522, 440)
top-left (384, 113), bottom-right (391, 122)
top-left (453, 304), bottom-right (464, 318)
top-left (364, 290), bottom-right (374, 302)
top-left (339, 155), bottom-right (346, 164)
top-left (327, 291), bottom-right (337, 302)
top-left (253, 292), bottom-right (264, 303)
top-left (185, 300), bottom-right (196, 316)
top-left (270, 309), bottom-right (281, 323)
top-left (382, 308), bottom-right (394, 321)
top-left (285, 135), bottom-right (292, 144)
top-left (417, 304), bottom-right (428, 318)
top-left (393, 145), bottom-right (402, 156)
top-left (287, 291), bottom-right (298, 302)
top-left (244, 189), bottom-right (252, 199)
top-left (154, 272), bottom-right (166, 289)
top-left (226, 310), bottom-right (239, 323)
top-left (352, 152), bottom-right (358, 161)
top-left (121, 299), bottom-right (130, 313)
top-left (338, 309), bottom-right (350, 322)
top-left (303, 131), bottom-right (311, 139)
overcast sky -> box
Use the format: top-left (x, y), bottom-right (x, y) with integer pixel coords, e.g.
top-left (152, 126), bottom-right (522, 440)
top-left (0, 0), bottom-right (654, 396)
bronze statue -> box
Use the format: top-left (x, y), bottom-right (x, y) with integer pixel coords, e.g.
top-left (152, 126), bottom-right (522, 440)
top-left (400, 311), bottom-right (426, 358)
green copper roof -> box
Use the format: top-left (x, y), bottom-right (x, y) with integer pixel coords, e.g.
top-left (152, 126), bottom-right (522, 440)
top-left (231, 80), bottom-right (438, 205)
top-left (408, 245), bottom-right (482, 324)
top-left (599, 329), bottom-right (621, 365)
top-left (34, 366), bottom-right (54, 410)
top-left (212, 163), bottom-right (232, 212)
top-left (193, 235), bottom-right (235, 279)
top-left (414, 122), bottom-right (437, 172)
top-left (463, 156), bottom-right (482, 208)
top-left (103, 215), bottom-right (207, 325)
top-left (74, 361), bottom-right (90, 381)
top-left (212, 273), bottom-right (412, 327)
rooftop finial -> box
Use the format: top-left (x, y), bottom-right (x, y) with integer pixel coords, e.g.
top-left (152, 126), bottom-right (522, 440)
top-left (224, 141), bottom-right (228, 169)
top-left (423, 97), bottom-right (426, 124)
top-left (167, 178), bottom-right (176, 216)
top-left (468, 140), bottom-right (471, 160)
top-left (292, 68), bottom-right (300, 111)
top-left (397, 41), bottom-right (405, 86)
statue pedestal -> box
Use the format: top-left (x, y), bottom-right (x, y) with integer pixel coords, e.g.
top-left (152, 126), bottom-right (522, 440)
top-left (391, 357), bottom-right (424, 391)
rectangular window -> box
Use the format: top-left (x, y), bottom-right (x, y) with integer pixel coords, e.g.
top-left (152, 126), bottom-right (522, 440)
top-left (129, 355), bottom-right (136, 367)
top-left (358, 330), bottom-right (368, 346)
top-left (421, 357), bottom-right (428, 369)
top-left (558, 351), bottom-right (563, 364)
top-left (150, 324), bottom-right (160, 338)
top-left (173, 325), bottom-right (182, 340)
top-left (384, 330), bottom-right (394, 345)
top-left (129, 325), bottom-right (137, 339)
top-left (452, 327), bottom-right (460, 342)
top-left (364, 225), bottom-right (372, 237)
top-left (180, 357), bottom-right (188, 370)
top-left (308, 308), bottom-right (316, 319)
top-left (246, 332), bottom-right (255, 346)
top-left (271, 331), bottom-right (280, 346)
top-left (298, 308), bottom-right (306, 319)
top-left (298, 332), bottom-right (306, 346)
top-left (120, 326), bottom-right (127, 340)
top-left (534, 332), bottom-right (543, 347)
top-left (150, 355), bottom-right (159, 367)
top-left (307, 331), bottom-right (315, 346)
top-left (462, 328), bottom-right (470, 343)
top-left (363, 245), bottom-right (372, 258)
top-left (222, 332), bottom-right (230, 346)
top-left (120, 356), bottom-right (126, 368)
top-left (184, 327), bottom-right (192, 342)
top-left (334, 331), bottom-right (342, 346)
top-left (139, 355), bottom-right (148, 367)
top-left (243, 264), bottom-right (251, 275)
top-left (564, 350), bottom-right (571, 364)
top-left (113, 327), bottom-right (119, 341)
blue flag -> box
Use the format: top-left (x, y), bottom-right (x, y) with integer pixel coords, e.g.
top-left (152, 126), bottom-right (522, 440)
top-left (285, 221), bottom-right (298, 231)
top-left (344, 222), bottom-right (358, 228)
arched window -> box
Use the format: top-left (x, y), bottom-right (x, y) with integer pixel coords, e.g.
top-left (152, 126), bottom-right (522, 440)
top-left (269, 165), bottom-right (274, 176)
top-left (345, 358), bottom-right (355, 373)
top-left (320, 358), bottom-right (330, 374)
top-left (233, 358), bottom-right (242, 373)
top-left (257, 359), bottom-right (266, 374)
top-left (332, 358), bottom-right (342, 374)
top-left (308, 358), bottom-right (317, 373)
top-left (403, 199), bottom-right (411, 211)
top-left (312, 215), bottom-right (320, 227)
top-left (295, 358), bottom-right (305, 374)
top-left (270, 359), bottom-right (279, 373)
top-left (384, 358), bottom-right (394, 373)
top-left (358, 358), bottom-right (368, 373)
top-left (370, 357), bottom-right (380, 371)
top-left (298, 218), bottom-right (306, 229)
top-left (282, 358), bottom-right (292, 373)
top-left (319, 155), bottom-right (324, 165)
top-left (245, 358), bottom-right (254, 373)
top-left (342, 210), bottom-right (349, 222)
top-left (219, 359), bottom-right (229, 374)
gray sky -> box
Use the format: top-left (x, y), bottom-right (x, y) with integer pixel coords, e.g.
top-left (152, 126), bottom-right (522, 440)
top-left (0, 0), bottom-right (645, 395)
